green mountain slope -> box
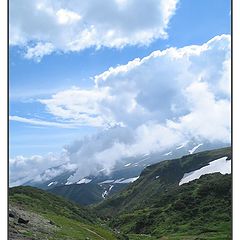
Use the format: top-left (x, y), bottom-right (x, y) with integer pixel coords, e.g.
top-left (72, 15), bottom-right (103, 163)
top-left (9, 186), bottom-right (124, 240)
top-left (48, 183), bottom-right (104, 206)
top-left (9, 147), bottom-right (231, 240)
top-left (94, 147), bottom-right (232, 240)
top-left (48, 182), bottom-right (127, 206)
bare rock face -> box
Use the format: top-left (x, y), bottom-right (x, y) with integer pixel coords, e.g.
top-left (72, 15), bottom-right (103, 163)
top-left (18, 218), bottom-right (29, 224)
top-left (9, 212), bottom-right (15, 218)
top-left (9, 204), bottom-right (58, 240)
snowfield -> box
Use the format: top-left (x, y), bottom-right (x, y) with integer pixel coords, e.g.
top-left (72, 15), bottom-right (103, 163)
top-left (113, 178), bottom-right (125, 183)
top-left (176, 142), bottom-right (188, 149)
top-left (99, 177), bottom-right (139, 185)
top-left (179, 157), bottom-right (231, 186)
top-left (188, 143), bottom-right (203, 154)
top-left (99, 179), bottom-right (115, 184)
top-left (65, 181), bottom-right (73, 185)
top-left (163, 151), bottom-right (172, 156)
top-left (101, 185), bottom-right (114, 199)
top-left (118, 176), bottom-right (139, 183)
top-left (77, 178), bottom-right (92, 184)
top-left (102, 190), bottom-right (108, 199)
top-left (47, 181), bottom-right (57, 187)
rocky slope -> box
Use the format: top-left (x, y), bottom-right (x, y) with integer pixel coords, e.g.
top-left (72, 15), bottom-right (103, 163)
top-left (9, 186), bottom-right (125, 240)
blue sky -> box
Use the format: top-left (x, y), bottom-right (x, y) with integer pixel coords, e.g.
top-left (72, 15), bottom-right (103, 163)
top-left (9, 0), bottom-right (231, 157)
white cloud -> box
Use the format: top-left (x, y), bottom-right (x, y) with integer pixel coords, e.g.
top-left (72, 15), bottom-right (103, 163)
top-left (33, 162), bottom-right (77, 183)
top-left (10, 35), bottom-right (231, 185)
top-left (24, 42), bottom-right (55, 62)
top-left (56, 9), bottom-right (81, 25)
top-left (167, 81), bottom-right (231, 143)
top-left (38, 34), bottom-right (230, 131)
top-left (38, 87), bottom-right (118, 127)
top-left (66, 123), bottom-right (185, 183)
top-left (10, 0), bottom-right (179, 60)
top-left (10, 115), bottom-right (79, 128)
top-left (9, 151), bottom-right (72, 186)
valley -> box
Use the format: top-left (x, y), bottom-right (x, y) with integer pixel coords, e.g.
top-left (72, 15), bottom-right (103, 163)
top-left (9, 147), bottom-right (232, 240)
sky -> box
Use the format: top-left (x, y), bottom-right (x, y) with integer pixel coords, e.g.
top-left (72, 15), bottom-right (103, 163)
top-left (9, 0), bottom-right (231, 185)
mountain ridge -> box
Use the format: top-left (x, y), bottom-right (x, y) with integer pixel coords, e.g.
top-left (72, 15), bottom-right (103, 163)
top-left (93, 147), bottom-right (231, 239)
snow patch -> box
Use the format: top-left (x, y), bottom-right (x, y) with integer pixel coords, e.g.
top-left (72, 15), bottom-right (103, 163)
top-left (99, 177), bottom-right (139, 185)
top-left (99, 179), bottom-right (115, 184)
top-left (155, 176), bottom-right (159, 179)
top-left (65, 181), bottom-right (72, 185)
top-left (188, 143), bottom-right (203, 154)
top-left (179, 157), bottom-right (231, 186)
top-left (143, 153), bottom-right (150, 157)
top-left (124, 163), bottom-right (132, 167)
top-left (113, 178), bottom-right (125, 183)
top-left (118, 176), bottom-right (139, 183)
top-left (47, 181), bottom-right (57, 187)
top-left (102, 185), bottom-right (114, 199)
top-left (102, 190), bottom-right (108, 199)
top-left (77, 178), bottom-right (92, 184)
top-left (176, 142), bottom-right (188, 150)
top-left (164, 151), bottom-right (172, 156)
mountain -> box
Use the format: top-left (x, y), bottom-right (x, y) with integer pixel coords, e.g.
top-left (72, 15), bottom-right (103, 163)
top-left (23, 141), bottom-right (229, 206)
top-left (94, 147), bottom-right (232, 239)
top-left (9, 147), bottom-right (232, 239)
top-left (48, 182), bottom-right (127, 206)
top-left (9, 186), bottom-right (126, 240)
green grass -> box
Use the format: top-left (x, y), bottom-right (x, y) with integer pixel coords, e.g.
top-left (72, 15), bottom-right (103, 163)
top-left (43, 214), bottom-right (116, 240)
top-left (128, 234), bottom-right (158, 240)
top-left (108, 174), bottom-right (231, 239)
top-left (9, 186), bottom-right (123, 240)
top-left (10, 147), bottom-right (232, 240)
top-left (94, 147), bottom-right (231, 239)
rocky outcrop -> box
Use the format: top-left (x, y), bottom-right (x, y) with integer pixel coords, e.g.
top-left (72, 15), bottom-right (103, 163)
top-left (18, 218), bottom-right (29, 224)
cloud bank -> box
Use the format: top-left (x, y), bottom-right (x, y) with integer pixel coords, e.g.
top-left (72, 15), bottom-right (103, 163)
top-left (10, 35), bottom-right (231, 184)
top-left (10, 0), bottom-right (178, 61)
top-left (9, 151), bottom-right (76, 186)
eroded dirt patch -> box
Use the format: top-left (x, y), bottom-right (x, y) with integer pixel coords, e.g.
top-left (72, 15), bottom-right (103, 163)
top-left (9, 204), bottom-right (59, 240)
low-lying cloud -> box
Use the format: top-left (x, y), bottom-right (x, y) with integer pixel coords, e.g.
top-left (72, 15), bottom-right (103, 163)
top-left (9, 151), bottom-right (76, 186)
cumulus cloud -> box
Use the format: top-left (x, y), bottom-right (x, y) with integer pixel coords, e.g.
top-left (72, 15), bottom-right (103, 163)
top-left (10, 0), bottom-right (178, 61)
top-left (48, 35), bottom-right (232, 182)
top-left (167, 81), bottom-right (231, 142)
top-left (64, 122), bottom-right (185, 183)
top-left (10, 35), bottom-right (231, 184)
top-left (38, 87), bottom-right (118, 127)
top-left (38, 34), bottom-right (231, 130)
top-left (24, 42), bottom-right (55, 62)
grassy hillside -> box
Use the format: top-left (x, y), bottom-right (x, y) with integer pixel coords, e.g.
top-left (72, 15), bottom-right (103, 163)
top-left (9, 147), bottom-right (231, 239)
top-left (95, 147), bottom-right (231, 215)
top-left (48, 182), bottom-right (128, 206)
top-left (109, 173), bottom-right (231, 239)
top-left (48, 183), bottom-right (104, 206)
top-left (9, 186), bottom-right (125, 240)
top-left (94, 147), bottom-right (232, 239)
